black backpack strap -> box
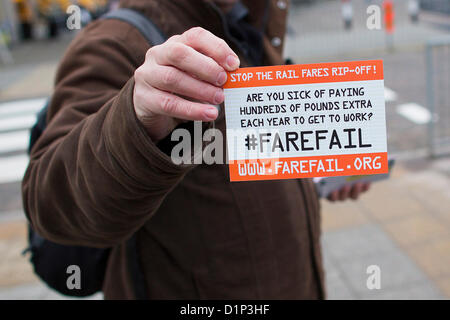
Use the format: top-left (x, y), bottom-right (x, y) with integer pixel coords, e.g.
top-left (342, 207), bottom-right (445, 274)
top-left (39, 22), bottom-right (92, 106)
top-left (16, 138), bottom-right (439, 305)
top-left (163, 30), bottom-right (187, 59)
top-left (28, 101), bottom-right (49, 155)
top-left (126, 234), bottom-right (148, 300)
top-left (101, 8), bottom-right (166, 46)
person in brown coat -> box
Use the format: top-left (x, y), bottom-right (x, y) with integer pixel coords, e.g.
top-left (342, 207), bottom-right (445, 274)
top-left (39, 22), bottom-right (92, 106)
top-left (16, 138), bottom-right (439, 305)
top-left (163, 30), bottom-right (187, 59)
top-left (22, 0), bottom-right (369, 299)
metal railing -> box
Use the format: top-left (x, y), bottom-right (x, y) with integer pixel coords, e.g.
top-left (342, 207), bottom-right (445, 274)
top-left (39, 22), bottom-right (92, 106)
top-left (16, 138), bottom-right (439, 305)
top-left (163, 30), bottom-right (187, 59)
top-left (427, 35), bottom-right (450, 157)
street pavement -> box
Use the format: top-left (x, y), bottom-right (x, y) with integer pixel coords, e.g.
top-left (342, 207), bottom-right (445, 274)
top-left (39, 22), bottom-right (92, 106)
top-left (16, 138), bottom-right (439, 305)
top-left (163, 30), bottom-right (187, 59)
top-left (0, 1), bottom-right (449, 299)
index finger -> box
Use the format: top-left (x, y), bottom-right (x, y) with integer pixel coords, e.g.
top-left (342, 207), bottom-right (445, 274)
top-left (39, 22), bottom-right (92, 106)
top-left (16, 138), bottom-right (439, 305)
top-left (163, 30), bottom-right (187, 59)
top-left (181, 27), bottom-right (240, 71)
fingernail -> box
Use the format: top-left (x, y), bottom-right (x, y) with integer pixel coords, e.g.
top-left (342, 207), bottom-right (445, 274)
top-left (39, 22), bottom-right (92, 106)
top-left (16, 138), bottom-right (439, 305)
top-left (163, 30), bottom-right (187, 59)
top-left (204, 107), bottom-right (218, 120)
top-left (226, 55), bottom-right (240, 70)
top-left (214, 90), bottom-right (224, 104)
top-left (217, 72), bottom-right (227, 86)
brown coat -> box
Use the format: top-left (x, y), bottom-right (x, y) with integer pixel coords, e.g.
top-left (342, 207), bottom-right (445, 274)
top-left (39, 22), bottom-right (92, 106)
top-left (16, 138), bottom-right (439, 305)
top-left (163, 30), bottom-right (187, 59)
top-left (22, 0), bottom-right (325, 299)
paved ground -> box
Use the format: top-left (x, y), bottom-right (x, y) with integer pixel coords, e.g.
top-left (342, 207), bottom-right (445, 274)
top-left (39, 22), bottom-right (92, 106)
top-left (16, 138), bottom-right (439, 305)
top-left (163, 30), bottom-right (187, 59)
top-left (0, 1), bottom-right (449, 300)
top-left (322, 158), bottom-right (450, 299)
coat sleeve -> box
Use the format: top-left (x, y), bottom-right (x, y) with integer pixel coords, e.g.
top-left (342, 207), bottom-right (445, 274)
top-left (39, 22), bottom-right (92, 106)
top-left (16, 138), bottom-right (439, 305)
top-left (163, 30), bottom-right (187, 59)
top-left (21, 19), bottom-right (194, 248)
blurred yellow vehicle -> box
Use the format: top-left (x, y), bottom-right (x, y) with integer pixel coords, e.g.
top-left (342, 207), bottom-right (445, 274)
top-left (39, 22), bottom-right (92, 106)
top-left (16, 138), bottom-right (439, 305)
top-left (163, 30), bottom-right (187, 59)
top-left (36, 0), bottom-right (71, 17)
top-left (14, 0), bottom-right (33, 23)
top-left (13, 0), bottom-right (33, 39)
top-left (13, 0), bottom-right (111, 39)
top-left (77, 0), bottom-right (109, 18)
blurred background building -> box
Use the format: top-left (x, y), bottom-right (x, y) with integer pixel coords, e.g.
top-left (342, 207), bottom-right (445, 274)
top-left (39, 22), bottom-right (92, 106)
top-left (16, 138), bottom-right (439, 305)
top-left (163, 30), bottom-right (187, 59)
top-left (0, 0), bottom-right (449, 300)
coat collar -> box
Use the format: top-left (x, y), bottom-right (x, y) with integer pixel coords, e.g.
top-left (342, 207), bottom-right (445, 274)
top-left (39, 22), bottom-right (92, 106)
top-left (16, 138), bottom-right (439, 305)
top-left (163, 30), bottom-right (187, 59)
top-left (118, 0), bottom-right (271, 32)
top-left (117, 0), bottom-right (288, 66)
